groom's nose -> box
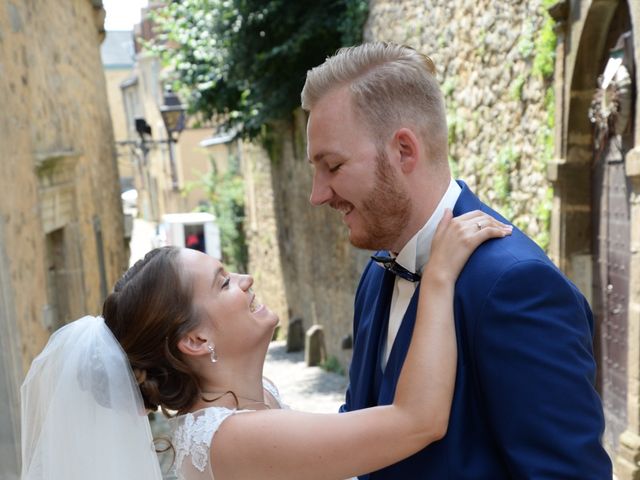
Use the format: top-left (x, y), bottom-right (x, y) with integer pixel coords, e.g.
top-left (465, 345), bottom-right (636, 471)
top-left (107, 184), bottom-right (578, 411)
top-left (310, 170), bottom-right (333, 206)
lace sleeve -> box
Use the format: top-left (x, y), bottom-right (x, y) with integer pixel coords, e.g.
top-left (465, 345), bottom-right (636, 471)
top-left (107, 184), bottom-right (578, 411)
top-left (263, 377), bottom-right (288, 409)
top-left (171, 380), bottom-right (285, 479)
top-left (171, 407), bottom-right (248, 480)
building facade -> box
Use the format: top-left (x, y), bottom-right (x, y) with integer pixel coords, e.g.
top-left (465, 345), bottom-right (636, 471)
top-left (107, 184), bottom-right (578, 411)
top-left (0, 1), bottom-right (128, 476)
top-left (120, 4), bottom-right (214, 223)
top-left (101, 29), bottom-right (137, 192)
top-left (547, 0), bottom-right (639, 476)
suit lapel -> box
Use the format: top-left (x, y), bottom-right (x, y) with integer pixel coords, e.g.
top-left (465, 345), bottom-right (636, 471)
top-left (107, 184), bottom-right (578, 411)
top-left (352, 266), bottom-right (396, 409)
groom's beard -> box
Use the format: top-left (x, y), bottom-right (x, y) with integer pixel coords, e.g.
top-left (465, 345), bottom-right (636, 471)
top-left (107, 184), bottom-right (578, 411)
top-left (349, 150), bottom-right (411, 251)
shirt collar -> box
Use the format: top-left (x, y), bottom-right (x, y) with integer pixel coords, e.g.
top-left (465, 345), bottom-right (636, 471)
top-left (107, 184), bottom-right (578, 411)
top-left (394, 178), bottom-right (462, 274)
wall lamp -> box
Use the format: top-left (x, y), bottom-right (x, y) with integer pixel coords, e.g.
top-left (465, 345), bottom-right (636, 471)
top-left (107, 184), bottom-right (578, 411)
top-left (128, 90), bottom-right (186, 190)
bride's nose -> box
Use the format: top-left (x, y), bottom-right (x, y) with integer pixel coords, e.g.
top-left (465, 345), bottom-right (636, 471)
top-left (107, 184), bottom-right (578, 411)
top-left (237, 273), bottom-right (253, 291)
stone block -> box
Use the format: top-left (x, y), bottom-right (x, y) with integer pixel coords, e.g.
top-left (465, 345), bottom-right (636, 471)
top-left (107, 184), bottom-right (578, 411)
top-left (286, 317), bottom-right (304, 352)
top-left (305, 325), bottom-right (326, 367)
top-left (546, 158), bottom-right (563, 182)
top-left (569, 253), bottom-right (592, 304)
top-left (626, 148), bottom-right (640, 179)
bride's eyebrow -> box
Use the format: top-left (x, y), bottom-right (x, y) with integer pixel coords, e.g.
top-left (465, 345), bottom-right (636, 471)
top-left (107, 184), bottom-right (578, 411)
top-left (211, 266), bottom-right (223, 289)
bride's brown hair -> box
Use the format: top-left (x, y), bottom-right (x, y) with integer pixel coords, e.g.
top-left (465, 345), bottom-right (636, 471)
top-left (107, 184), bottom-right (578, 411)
top-left (102, 246), bottom-right (201, 414)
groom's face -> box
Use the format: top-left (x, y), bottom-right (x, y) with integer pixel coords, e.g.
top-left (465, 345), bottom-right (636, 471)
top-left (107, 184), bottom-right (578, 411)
top-left (307, 87), bottom-right (411, 251)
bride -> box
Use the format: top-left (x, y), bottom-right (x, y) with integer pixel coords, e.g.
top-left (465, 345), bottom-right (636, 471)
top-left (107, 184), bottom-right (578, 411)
top-left (21, 210), bottom-right (510, 480)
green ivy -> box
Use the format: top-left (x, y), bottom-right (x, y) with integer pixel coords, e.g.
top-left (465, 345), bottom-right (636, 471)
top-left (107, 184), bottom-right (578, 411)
top-left (321, 355), bottom-right (346, 376)
top-left (442, 77), bottom-right (457, 98)
top-left (510, 74), bottom-right (526, 101)
top-left (149, 0), bottom-right (369, 141)
top-left (338, 0), bottom-right (369, 46)
top-left (494, 145), bottom-right (519, 219)
top-left (448, 154), bottom-right (460, 179)
top-left (532, 3), bottom-right (557, 80)
top-left (516, 23), bottom-right (535, 58)
top-left (534, 186), bottom-right (553, 251)
top-left (542, 87), bottom-right (555, 158)
top-left (260, 124), bottom-right (284, 165)
top-left (447, 103), bottom-right (465, 145)
top-left (526, 1), bottom-right (557, 252)
top-left (534, 1), bottom-right (558, 251)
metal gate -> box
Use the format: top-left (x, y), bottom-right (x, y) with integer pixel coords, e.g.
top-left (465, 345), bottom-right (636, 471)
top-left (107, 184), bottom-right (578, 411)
top-left (590, 30), bottom-right (634, 453)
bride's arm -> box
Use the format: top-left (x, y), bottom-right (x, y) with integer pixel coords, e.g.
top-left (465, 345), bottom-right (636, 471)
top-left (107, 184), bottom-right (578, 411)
top-left (211, 210), bottom-right (511, 480)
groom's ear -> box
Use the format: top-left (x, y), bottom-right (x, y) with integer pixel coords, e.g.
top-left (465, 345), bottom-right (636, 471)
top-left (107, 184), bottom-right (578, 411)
top-left (393, 128), bottom-right (420, 174)
top-left (177, 332), bottom-right (209, 357)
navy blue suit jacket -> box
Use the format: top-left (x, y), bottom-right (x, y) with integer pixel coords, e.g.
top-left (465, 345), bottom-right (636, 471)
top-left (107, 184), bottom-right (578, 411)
top-left (341, 182), bottom-right (612, 479)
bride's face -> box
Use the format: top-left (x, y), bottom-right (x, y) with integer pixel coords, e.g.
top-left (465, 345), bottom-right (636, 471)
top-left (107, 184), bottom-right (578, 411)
top-left (178, 249), bottom-right (278, 354)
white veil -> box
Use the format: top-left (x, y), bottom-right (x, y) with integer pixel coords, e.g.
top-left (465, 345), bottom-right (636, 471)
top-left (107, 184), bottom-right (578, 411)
top-left (20, 315), bottom-right (163, 479)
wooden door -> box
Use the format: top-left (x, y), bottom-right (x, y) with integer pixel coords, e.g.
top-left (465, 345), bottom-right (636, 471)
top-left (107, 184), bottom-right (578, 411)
top-left (590, 27), bottom-right (634, 453)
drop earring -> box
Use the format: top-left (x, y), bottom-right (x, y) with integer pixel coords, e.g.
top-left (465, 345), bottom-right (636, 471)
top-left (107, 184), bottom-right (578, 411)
top-left (207, 344), bottom-right (218, 363)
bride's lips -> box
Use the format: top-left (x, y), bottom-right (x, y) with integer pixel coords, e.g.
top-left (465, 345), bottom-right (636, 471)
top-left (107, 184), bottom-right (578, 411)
top-left (249, 293), bottom-right (264, 313)
top-left (252, 303), bottom-right (265, 314)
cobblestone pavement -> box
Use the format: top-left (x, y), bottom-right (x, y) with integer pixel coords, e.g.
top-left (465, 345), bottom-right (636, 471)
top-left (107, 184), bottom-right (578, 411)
top-left (263, 340), bottom-right (348, 413)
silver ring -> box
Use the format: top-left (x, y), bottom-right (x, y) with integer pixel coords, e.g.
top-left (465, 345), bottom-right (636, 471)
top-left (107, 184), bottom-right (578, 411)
top-left (476, 222), bottom-right (483, 231)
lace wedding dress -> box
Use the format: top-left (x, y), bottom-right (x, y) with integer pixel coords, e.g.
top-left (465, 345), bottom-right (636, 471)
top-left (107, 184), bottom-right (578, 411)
top-left (170, 380), bottom-right (285, 480)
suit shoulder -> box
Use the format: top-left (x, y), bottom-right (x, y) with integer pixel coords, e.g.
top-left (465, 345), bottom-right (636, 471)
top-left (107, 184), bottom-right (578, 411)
top-left (457, 227), bottom-right (569, 302)
top-left (467, 227), bottom-right (553, 274)
top-left (456, 198), bottom-right (553, 279)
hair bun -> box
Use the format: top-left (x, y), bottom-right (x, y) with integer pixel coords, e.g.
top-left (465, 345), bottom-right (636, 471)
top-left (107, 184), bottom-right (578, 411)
top-left (138, 375), bottom-right (161, 411)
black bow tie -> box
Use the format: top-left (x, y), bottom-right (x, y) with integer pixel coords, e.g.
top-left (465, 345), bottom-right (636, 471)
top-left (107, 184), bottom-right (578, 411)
top-left (371, 255), bottom-right (421, 283)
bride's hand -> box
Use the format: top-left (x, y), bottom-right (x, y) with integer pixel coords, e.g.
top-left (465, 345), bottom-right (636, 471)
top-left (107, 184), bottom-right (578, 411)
top-left (425, 209), bottom-right (512, 284)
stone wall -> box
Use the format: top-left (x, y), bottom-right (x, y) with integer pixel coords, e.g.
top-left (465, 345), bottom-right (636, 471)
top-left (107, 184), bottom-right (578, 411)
top-left (366, 0), bottom-right (555, 248)
top-left (242, 141), bottom-right (291, 337)
top-left (0, 5), bottom-right (127, 473)
top-left (245, 1), bottom-right (555, 373)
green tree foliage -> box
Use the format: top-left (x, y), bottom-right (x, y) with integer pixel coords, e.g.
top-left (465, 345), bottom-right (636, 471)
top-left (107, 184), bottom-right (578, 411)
top-left (152, 0), bottom-right (368, 139)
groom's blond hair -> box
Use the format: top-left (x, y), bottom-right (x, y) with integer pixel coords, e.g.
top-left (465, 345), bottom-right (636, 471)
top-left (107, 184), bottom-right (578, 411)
top-left (301, 42), bottom-right (448, 164)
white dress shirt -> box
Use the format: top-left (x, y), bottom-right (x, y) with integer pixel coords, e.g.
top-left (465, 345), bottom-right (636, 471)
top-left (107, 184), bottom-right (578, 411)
top-left (381, 178), bottom-right (462, 369)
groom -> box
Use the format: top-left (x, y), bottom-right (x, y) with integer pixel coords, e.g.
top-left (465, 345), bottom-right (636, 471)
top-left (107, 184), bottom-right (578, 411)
top-left (302, 42), bottom-right (612, 478)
